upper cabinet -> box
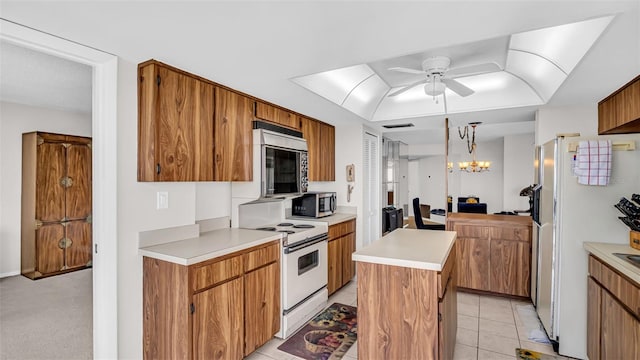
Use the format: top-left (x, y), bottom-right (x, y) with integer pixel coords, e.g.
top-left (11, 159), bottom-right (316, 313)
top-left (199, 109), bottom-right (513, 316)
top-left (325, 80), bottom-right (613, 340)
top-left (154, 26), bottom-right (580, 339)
top-left (598, 75), bottom-right (640, 135)
top-left (138, 61), bottom-right (215, 181)
top-left (255, 101), bottom-right (300, 130)
top-left (299, 116), bottom-right (335, 181)
top-left (214, 88), bottom-right (253, 181)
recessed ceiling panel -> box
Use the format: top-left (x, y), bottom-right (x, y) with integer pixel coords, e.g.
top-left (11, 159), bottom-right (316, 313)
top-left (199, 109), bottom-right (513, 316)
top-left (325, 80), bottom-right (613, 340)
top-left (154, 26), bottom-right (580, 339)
top-left (373, 86), bottom-right (445, 121)
top-left (506, 50), bottom-right (567, 102)
top-left (291, 64), bottom-right (374, 105)
top-left (341, 75), bottom-right (389, 120)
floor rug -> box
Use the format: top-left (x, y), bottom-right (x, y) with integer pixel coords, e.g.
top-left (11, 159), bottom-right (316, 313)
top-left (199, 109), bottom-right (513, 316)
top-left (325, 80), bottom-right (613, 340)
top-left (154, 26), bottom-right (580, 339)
top-left (278, 303), bottom-right (357, 360)
top-left (516, 348), bottom-right (560, 359)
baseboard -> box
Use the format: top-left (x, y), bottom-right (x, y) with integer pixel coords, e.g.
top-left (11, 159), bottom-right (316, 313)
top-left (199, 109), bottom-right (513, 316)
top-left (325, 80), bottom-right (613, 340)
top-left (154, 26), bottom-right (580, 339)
top-left (0, 270), bottom-right (20, 278)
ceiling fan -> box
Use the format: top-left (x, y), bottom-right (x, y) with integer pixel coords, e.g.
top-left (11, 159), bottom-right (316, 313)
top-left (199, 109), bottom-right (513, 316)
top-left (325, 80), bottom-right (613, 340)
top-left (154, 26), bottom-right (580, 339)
top-left (387, 56), bottom-right (501, 98)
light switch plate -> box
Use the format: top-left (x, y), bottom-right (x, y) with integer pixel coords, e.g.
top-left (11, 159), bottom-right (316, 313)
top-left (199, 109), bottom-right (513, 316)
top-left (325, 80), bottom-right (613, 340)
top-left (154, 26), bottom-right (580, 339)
top-left (157, 191), bottom-right (169, 209)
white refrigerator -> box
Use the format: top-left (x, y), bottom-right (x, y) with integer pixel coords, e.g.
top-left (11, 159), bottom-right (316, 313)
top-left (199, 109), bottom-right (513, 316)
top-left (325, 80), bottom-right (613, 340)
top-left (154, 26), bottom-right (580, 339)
top-left (536, 134), bottom-right (640, 359)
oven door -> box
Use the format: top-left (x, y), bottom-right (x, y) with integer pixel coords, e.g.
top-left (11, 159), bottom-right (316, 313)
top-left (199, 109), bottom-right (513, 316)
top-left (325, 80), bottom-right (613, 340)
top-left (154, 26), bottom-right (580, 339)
top-left (282, 236), bottom-right (328, 311)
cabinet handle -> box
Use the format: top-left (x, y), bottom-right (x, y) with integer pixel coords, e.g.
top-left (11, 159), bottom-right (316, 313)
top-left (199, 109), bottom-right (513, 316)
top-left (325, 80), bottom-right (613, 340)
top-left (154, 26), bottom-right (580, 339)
top-left (156, 164), bottom-right (161, 175)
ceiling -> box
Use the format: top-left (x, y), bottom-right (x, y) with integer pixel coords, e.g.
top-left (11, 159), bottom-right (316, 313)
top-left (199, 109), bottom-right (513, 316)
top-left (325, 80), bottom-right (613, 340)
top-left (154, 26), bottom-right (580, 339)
top-left (1, 1), bottom-right (638, 145)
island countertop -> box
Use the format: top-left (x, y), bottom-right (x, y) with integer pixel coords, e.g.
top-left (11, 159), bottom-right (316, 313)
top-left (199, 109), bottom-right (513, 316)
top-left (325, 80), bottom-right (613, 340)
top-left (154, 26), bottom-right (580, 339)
top-left (352, 228), bottom-right (456, 271)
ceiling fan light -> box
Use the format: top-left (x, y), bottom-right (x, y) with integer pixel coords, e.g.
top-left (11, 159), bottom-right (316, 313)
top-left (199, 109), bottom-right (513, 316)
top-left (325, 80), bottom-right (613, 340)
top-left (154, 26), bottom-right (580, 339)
top-left (424, 81), bottom-right (446, 96)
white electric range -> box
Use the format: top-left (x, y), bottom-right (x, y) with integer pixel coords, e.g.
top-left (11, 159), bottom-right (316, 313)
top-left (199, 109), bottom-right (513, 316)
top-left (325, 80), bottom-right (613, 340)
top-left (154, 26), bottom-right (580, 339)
top-left (238, 200), bottom-right (328, 339)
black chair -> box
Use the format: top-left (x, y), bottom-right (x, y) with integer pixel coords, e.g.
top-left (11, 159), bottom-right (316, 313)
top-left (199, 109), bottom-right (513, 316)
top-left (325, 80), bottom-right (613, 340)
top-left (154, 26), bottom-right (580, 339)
top-left (458, 202), bottom-right (488, 214)
top-left (413, 198), bottom-right (445, 230)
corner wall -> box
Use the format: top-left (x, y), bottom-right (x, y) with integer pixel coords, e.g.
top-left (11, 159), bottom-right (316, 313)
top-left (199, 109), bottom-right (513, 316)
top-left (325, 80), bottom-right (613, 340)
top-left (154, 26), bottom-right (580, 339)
top-left (0, 101), bottom-right (92, 277)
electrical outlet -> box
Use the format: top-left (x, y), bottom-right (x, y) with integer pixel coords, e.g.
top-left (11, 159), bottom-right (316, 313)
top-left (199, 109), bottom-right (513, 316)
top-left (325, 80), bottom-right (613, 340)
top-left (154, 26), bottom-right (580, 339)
top-left (157, 191), bottom-right (169, 209)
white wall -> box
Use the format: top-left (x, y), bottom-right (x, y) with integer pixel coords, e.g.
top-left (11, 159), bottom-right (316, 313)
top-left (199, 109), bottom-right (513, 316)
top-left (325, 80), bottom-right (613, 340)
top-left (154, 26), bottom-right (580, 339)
top-left (416, 155), bottom-right (448, 211)
top-left (503, 133), bottom-right (535, 212)
top-left (535, 105), bottom-right (598, 145)
top-left (0, 101), bottom-right (92, 277)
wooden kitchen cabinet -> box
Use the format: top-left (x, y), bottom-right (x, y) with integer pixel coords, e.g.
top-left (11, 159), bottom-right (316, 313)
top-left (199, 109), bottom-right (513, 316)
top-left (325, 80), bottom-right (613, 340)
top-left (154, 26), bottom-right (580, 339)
top-left (255, 101), bottom-right (299, 130)
top-left (587, 255), bottom-right (640, 360)
top-left (143, 241), bottom-right (280, 360)
top-left (439, 256), bottom-right (457, 360)
top-left (299, 116), bottom-right (335, 181)
top-left (138, 60), bottom-right (215, 181)
top-left (447, 213), bottom-right (531, 297)
top-left (214, 87), bottom-right (253, 181)
top-left (21, 132), bottom-right (92, 279)
top-left (598, 74), bottom-right (640, 134)
top-left (327, 219), bottom-right (356, 295)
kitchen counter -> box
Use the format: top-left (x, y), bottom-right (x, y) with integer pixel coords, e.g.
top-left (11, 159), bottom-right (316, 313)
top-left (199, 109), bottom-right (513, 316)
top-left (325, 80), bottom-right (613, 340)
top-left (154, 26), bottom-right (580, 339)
top-left (287, 212), bottom-right (356, 226)
top-left (584, 242), bottom-right (640, 284)
top-left (139, 228), bottom-right (282, 265)
top-left (352, 228), bottom-right (456, 271)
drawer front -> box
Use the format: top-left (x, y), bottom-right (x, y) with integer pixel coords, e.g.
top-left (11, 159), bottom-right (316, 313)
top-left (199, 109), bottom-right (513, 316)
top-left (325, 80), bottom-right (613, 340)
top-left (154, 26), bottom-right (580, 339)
top-left (343, 219), bottom-right (356, 234)
top-left (244, 242), bottom-right (280, 272)
top-left (453, 224), bottom-right (488, 238)
top-left (589, 255), bottom-right (640, 318)
top-left (328, 224), bottom-right (341, 240)
top-left (329, 219), bottom-right (356, 240)
top-left (489, 226), bottom-right (530, 242)
top-left (191, 255), bottom-right (243, 292)
top-left (439, 245), bottom-right (457, 299)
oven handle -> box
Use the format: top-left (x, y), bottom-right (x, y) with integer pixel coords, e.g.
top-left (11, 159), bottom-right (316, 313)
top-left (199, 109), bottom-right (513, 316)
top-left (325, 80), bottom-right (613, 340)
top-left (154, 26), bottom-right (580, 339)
top-left (284, 233), bottom-right (328, 254)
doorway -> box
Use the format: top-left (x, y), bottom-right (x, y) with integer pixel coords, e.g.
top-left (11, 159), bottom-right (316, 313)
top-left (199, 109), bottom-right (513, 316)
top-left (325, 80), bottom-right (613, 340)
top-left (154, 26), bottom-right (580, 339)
top-left (0, 19), bottom-right (118, 358)
top-left (362, 131), bottom-right (380, 247)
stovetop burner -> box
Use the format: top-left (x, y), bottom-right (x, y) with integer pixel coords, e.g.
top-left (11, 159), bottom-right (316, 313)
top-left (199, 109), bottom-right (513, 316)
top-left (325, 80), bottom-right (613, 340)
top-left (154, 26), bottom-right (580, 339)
top-left (256, 227), bottom-right (277, 231)
top-left (277, 222), bottom-right (294, 227)
top-left (293, 224), bottom-right (315, 229)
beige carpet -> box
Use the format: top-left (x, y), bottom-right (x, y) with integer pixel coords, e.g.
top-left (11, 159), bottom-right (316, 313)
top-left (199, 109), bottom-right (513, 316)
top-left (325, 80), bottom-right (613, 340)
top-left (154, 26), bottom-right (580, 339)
top-left (0, 269), bottom-right (92, 359)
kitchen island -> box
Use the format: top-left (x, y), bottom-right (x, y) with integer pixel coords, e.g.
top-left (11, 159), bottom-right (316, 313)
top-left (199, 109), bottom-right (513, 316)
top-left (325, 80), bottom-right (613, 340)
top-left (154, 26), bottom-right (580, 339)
top-left (352, 228), bottom-right (457, 360)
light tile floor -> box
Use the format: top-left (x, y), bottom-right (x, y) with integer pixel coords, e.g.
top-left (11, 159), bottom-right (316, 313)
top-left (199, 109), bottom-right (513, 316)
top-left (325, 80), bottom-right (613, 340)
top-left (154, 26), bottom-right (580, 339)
top-left (249, 282), bottom-right (568, 360)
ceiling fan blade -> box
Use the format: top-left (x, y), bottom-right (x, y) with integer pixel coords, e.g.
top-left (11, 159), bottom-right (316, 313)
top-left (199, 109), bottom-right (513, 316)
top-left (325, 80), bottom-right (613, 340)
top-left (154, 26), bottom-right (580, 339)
top-left (446, 62), bottom-right (501, 78)
top-left (388, 67), bottom-right (426, 75)
top-left (442, 78), bottom-right (474, 97)
top-left (388, 79), bottom-right (427, 97)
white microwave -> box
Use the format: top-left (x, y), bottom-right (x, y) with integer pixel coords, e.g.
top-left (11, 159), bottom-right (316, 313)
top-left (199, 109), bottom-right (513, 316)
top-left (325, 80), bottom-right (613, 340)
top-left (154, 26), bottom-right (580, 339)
top-left (258, 129), bottom-right (308, 198)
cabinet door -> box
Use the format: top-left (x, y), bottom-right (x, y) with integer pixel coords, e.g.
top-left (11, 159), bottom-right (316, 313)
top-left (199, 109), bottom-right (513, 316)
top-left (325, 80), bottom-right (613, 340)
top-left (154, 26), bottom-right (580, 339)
top-left (587, 277), bottom-right (602, 360)
top-left (66, 143), bottom-right (92, 220)
top-left (456, 237), bottom-right (490, 291)
top-left (36, 223), bottom-right (65, 275)
top-left (328, 238), bottom-right (343, 295)
top-left (255, 102), bottom-right (298, 129)
top-left (438, 268), bottom-right (457, 360)
top-left (601, 290), bottom-right (640, 359)
top-left (244, 262), bottom-right (280, 355)
top-left (65, 220), bottom-right (92, 269)
top-left (341, 233), bottom-right (356, 286)
top-left (319, 123), bottom-right (335, 181)
top-left (36, 141), bottom-right (66, 222)
top-left (489, 239), bottom-right (530, 297)
top-left (300, 116), bottom-right (321, 181)
top-left (155, 66), bottom-right (214, 181)
top-left (193, 277), bottom-right (244, 360)
top-left (214, 88), bottom-right (253, 181)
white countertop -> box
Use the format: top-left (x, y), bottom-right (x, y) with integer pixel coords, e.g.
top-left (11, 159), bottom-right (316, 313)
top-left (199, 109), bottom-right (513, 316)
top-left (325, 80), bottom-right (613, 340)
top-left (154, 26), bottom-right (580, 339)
top-left (352, 228), bottom-right (457, 271)
top-left (139, 228), bottom-right (282, 266)
top-left (287, 212), bottom-right (356, 226)
top-left (584, 242), bottom-right (640, 284)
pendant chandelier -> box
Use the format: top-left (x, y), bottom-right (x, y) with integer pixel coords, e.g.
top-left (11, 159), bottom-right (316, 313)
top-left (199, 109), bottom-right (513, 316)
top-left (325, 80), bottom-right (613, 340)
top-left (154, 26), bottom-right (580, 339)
top-left (457, 122), bottom-right (490, 173)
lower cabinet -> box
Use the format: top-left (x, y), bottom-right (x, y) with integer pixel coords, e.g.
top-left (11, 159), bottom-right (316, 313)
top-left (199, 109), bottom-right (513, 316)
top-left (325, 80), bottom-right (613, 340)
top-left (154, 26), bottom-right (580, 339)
top-left (143, 240), bottom-right (280, 360)
top-left (587, 255), bottom-right (640, 360)
top-left (328, 219), bottom-right (356, 295)
top-left (438, 259), bottom-right (457, 360)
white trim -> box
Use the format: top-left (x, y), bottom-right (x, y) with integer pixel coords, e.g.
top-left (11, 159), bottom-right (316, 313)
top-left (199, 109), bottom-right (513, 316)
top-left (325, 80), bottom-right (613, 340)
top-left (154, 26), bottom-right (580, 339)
top-left (1, 19), bottom-right (118, 359)
top-left (0, 271), bottom-right (21, 278)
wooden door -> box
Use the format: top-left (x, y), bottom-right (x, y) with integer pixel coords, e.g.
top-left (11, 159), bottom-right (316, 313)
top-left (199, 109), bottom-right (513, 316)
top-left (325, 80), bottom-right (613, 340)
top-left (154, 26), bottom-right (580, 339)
top-left (155, 66), bottom-right (214, 181)
top-left (601, 290), bottom-right (640, 359)
top-left (244, 262), bottom-right (280, 356)
top-left (438, 268), bottom-right (457, 360)
top-left (36, 141), bottom-right (66, 222)
top-left (489, 238), bottom-right (529, 296)
top-left (587, 277), bottom-right (602, 360)
top-left (65, 143), bottom-right (92, 220)
top-left (300, 116), bottom-right (320, 181)
top-left (36, 223), bottom-right (65, 275)
top-left (214, 88), bottom-right (253, 181)
top-left (65, 220), bottom-right (92, 269)
top-left (193, 277), bottom-right (244, 360)
top-left (341, 233), bottom-right (356, 286)
top-left (328, 238), bottom-right (343, 295)
top-left (319, 123), bottom-right (335, 181)
top-left (456, 237), bottom-right (490, 291)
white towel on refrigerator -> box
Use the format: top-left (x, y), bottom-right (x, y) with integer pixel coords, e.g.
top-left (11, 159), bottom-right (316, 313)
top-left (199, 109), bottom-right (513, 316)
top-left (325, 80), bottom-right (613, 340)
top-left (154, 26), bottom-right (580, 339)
top-left (574, 140), bottom-right (612, 186)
